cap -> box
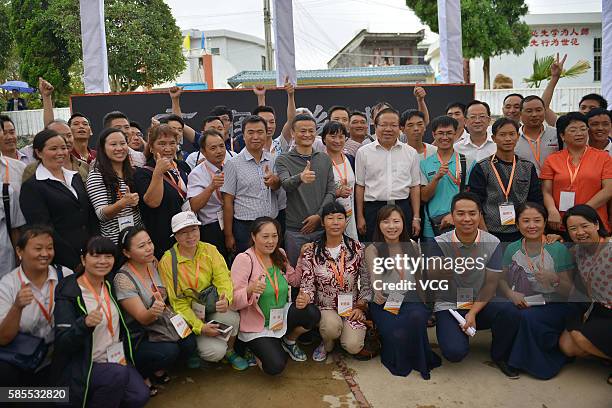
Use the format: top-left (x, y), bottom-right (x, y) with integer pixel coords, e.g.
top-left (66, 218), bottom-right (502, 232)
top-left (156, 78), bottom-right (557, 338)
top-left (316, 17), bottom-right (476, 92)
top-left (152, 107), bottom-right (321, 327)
top-left (171, 211), bottom-right (201, 234)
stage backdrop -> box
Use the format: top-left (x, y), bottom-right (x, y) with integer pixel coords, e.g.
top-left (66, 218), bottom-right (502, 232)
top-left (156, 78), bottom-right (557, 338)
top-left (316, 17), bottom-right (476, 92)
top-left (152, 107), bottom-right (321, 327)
top-left (71, 84), bottom-right (475, 146)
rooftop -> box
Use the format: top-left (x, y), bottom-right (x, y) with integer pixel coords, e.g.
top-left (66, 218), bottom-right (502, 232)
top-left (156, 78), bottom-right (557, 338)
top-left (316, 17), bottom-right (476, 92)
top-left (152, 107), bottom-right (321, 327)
top-left (181, 29), bottom-right (265, 47)
top-left (227, 65), bottom-right (434, 88)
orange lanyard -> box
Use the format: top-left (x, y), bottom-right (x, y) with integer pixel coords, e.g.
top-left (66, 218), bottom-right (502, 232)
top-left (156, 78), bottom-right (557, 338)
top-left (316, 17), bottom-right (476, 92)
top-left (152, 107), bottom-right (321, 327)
top-left (256, 253), bottom-right (280, 302)
top-left (437, 152), bottom-right (461, 185)
top-left (332, 155), bottom-right (348, 184)
top-left (327, 248), bottom-right (346, 289)
top-left (180, 259), bottom-right (200, 291)
top-left (423, 144), bottom-right (427, 158)
top-left (451, 230), bottom-right (481, 259)
top-left (522, 237), bottom-right (545, 274)
top-left (565, 147), bottom-right (588, 188)
top-left (18, 269), bottom-right (54, 324)
top-left (127, 263), bottom-right (159, 296)
top-left (204, 162), bottom-right (223, 201)
top-left (2, 158), bottom-right (8, 184)
top-left (490, 155), bottom-right (516, 202)
top-left (523, 130), bottom-right (543, 168)
top-left (165, 162), bottom-right (187, 198)
top-left (81, 275), bottom-right (115, 338)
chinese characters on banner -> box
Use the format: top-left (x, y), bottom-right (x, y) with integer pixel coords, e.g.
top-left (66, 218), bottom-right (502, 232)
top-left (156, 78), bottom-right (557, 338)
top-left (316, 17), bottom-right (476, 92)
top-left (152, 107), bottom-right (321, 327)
top-left (529, 27), bottom-right (590, 47)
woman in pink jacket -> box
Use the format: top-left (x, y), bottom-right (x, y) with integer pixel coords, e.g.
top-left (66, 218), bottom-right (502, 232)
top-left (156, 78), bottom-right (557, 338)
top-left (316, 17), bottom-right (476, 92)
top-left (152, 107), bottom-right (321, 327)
top-left (231, 217), bottom-right (320, 375)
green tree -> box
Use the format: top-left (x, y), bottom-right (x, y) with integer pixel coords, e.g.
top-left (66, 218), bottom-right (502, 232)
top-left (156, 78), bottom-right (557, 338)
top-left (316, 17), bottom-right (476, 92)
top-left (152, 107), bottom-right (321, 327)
top-left (10, 0), bottom-right (75, 97)
top-left (49, 0), bottom-right (185, 92)
top-left (406, 0), bottom-right (531, 89)
top-left (0, 1), bottom-right (13, 75)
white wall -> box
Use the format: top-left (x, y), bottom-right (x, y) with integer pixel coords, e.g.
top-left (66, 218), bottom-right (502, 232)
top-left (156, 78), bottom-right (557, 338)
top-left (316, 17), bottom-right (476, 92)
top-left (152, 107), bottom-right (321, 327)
top-left (470, 22), bottom-right (601, 89)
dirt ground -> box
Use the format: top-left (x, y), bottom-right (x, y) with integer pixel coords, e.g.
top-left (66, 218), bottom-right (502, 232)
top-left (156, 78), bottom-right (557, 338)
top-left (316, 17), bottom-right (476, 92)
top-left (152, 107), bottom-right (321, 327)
top-left (148, 330), bottom-right (610, 408)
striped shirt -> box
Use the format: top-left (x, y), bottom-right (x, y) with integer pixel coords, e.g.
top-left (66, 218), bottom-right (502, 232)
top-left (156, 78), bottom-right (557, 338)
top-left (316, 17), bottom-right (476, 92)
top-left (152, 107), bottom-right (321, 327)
top-left (86, 168), bottom-right (143, 243)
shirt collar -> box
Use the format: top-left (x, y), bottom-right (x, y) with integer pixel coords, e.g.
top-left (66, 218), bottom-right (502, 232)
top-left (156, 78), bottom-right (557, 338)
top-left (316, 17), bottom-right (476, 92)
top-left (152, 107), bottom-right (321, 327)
top-left (18, 266), bottom-right (58, 286)
top-left (243, 148), bottom-right (271, 162)
top-left (604, 140), bottom-right (612, 153)
top-left (173, 242), bottom-right (209, 264)
top-left (464, 133), bottom-right (494, 147)
top-left (35, 164), bottom-right (77, 184)
top-left (373, 138), bottom-right (401, 150)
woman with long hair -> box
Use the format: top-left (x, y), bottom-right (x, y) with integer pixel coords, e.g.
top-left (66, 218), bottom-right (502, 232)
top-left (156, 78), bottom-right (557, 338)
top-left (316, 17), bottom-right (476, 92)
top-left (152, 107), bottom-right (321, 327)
top-left (366, 205), bottom-right (441, 379)
top-left (231, 217), bottom-right (320, 373)
top-left (53, 236), bottom-right (149, 407)
top-left (86, 128), bottom-right (142, 243)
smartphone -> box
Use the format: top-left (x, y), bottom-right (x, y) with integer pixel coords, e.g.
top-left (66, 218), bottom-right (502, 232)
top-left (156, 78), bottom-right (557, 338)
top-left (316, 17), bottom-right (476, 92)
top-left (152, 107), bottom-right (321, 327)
top-left (207, 320), bottom-right (232, 334)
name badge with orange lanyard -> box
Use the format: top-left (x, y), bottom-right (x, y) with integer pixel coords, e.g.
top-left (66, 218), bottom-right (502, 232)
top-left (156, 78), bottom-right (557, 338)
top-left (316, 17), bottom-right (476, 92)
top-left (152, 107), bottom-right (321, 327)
top-left (164, 163), bottom-right (190, 212)
top-left (332, 155), bottom-right (353, 218)
top-left (524, 130), bottom-right (543, 171)
top-left (81, 275), bottom-right (126, 365)
top-left (559, 148), bottom-right (588, 212)
top-left (490, 155), bottom-right (517, 225)
top-left (18, 268), bottom-right (55, 326)
top-left (115, 185), bottom-right (135, 231)
top-left (256, 254), bottom-right (285, 330)
top-left (328, 249), bottom-right (352, 317)
top-left (205, 162), bottom-right (225, 230)
top-left (383, 267), bottom-right (404, 315)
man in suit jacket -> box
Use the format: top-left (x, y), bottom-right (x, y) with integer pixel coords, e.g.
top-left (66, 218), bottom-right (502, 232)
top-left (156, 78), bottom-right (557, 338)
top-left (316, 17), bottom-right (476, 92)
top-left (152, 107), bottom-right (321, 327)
top-left (6, 91), bottom-right (27, 111)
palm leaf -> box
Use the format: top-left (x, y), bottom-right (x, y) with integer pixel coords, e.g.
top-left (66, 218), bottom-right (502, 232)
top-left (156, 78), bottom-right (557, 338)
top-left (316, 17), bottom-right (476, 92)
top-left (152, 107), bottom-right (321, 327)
top-left (523, 55), bottom-right (590, 88)
top-left (561, 60), bottom-right (591, 78)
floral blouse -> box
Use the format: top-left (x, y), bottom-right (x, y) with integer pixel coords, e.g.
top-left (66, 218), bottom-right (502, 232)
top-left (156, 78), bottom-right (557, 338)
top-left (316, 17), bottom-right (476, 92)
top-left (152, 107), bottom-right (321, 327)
top-left (296, 238), bottom-right (372, 318)
top-left (574, 238), bottom-right (612, 307)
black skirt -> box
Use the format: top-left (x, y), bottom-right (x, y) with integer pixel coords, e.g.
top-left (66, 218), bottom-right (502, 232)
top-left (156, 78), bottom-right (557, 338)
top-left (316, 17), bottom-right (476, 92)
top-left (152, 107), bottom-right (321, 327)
top-left (566, 302), bottom-right (612, 358)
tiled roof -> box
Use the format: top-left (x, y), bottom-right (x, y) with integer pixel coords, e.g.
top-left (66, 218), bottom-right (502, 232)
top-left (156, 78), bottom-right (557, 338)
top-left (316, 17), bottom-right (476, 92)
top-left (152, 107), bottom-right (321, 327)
top-left (227, 65), bottom-right (434, 87)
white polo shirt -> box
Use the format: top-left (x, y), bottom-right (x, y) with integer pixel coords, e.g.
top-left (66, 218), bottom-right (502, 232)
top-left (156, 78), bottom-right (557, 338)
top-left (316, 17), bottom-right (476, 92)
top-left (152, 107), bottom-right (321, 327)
top-left (453, 133), bottom-right (497, 162)
top-left (355, 139), bottom-right (420, 202)
top-left (0, 155), bottom-right (26, 278)
top-left (0, 266), bottom-right (73, 343)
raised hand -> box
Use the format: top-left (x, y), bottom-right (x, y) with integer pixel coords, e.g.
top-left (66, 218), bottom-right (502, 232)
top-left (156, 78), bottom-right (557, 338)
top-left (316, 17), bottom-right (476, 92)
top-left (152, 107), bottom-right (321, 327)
top-left (14, 283), bottom-right (34, 309)
top-left (284, 76), bottom-right (295, 96)
top-left (154, 152), bottom-right (174, 175)
top-left (215, 293), bottom-right (229, 313)
top-left (300, 161), bottom-right (316, 184)
top-left (413, 86), bottom-right (426, 100)
top-left (38, 77), bottom-right (54, 98)
top-left (247, 275), bottom-right (267, 297)
top-left (85, 304), bottom-right (104, 328)
top-left (169, 86), bottom-right (183, 99)
top-left (253, 84), bottom-right (266, 97)
top-left (550, 53), bottom-right (567, 79)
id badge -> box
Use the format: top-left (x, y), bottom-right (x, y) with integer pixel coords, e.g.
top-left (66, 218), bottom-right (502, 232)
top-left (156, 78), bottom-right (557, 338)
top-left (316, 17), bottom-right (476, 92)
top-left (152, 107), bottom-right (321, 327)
top-left (170, 314), bottom-right (193, 338)
top-left (192, 301), bottom-right (206, 321)
top-left (383, 292), bottom-right (403, 315)
top-left (107, 342), bottom-right (127, 365)
top-left (217, 210), bottom-right (224, 231)
top-left (337, 293), bottom-right (353, 317)
top-left (499, 202), bottom-right (515, 226)
top-left (117, 215), bottom-right (135, 231)
top-left (559, 191), bottom-right (575, 212)
top-left (268, 308), bottom-right (284, 331)
top-left (181, 200), bottom-right (192, 212)
top-left (456, 287), bottom-right (474, 310)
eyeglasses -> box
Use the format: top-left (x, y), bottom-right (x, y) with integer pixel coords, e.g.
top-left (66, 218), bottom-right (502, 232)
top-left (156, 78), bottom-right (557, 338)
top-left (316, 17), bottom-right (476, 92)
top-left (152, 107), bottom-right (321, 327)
top-left (434, 131), bottom-right (455, 138)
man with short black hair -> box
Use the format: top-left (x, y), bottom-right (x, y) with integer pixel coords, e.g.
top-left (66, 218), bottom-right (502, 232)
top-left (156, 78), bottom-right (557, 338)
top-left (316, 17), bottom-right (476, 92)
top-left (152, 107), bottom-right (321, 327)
top-left (446, 102), bottom-right (467, 142)
top-left (502, 93), bottom-right (523, 123)
top-left (344, 111), bottom-right (368, 156)
top-left (185, 116), bottom-right (236, 169)
top-left (514, 95), bottom-right (559, 175)
top-left (401, 110), bottom-right (437, 160)
top-left (221, 115), bottom-right (280, 253)
top-left (0, 116), bottom-right (28, 163)
top-left (328, 106), bottom-right (350, 127)
top-left (454, 101), bottom-right (496, 162)
top-left (275, 113), bottom-right (335, 266)
top-left (586, 108), bottom-right (612, 156)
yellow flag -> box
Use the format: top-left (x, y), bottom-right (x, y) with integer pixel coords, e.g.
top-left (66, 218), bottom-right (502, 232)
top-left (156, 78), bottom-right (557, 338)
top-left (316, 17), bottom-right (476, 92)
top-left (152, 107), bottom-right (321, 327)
top-left (183, 35), bottom-right (191, 50)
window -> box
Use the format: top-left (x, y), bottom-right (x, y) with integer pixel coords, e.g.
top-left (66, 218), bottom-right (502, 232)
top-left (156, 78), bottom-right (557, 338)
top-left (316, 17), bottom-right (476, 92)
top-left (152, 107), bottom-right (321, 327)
top-left (593, 37), bottom-right (601, 82)
top-left (261, 56), bottom-right (267, 70)
top-left (211, 47), bottom-right (220, 55)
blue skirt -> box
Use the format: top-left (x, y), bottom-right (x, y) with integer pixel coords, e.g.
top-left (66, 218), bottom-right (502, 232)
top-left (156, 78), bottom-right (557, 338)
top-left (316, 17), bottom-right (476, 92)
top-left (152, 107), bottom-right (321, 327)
top-left (508, 302), bottom-right (572, 379)
top-left (370, 302), bottom-right (441, 379)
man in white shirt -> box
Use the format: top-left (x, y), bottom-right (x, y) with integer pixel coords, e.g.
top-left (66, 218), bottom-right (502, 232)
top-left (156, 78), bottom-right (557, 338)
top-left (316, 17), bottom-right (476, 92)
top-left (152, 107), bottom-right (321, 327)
top-left (0, 153), bottom-right (26, 277)
top-left (355, 108), bottom-right (421, 241)
top-left (454, 101), bottom-right (497, 162)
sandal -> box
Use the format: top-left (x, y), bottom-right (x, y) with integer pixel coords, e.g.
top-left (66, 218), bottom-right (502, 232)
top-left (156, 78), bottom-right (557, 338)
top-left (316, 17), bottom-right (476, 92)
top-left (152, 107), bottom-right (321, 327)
top-left (149, 385), bottom-right (159, 397)
top-left (153, 371), bottom-right (171, 385)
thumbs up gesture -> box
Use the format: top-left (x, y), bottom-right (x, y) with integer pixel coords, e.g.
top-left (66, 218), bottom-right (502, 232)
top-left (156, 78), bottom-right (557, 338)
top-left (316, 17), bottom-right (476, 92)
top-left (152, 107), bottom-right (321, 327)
top-left (14, 283), bottom-right (34, 309)
top-left (154, 152), bottom-right (174, 175)
top-left (263, 164), bottom-right (278, 188)
top-left (300, 160), bottom-right (316, 184)
top-left (295, 289), bottom-right (309, 310)
top-left (215, 292), bottom-right (229, 313)
top-left (210, 172), bottom-right (225, 189)
top-left (85, 304), bottom-right (104, 328)
top-left (149, 291), bottom-right (165, 317)
top-left (120, 186), bottom-right (140, 208)
top-left (248, 274), bottom-right (267, 296)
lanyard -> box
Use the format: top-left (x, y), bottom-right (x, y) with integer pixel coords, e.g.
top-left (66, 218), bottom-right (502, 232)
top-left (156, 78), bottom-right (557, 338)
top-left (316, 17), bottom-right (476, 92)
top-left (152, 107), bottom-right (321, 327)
top-left (204, 162), bottom-right (223, 201)
top-left (18, 269), bottom-right (54, 324)
top-left (523, 129), bottom-right (543, 168)
top-left (423, 144), bottom-right (427, 159)
top-left (164, 162), bottom-right (187, 199)
top-left (327, 248), bottom-right (346, 289)
top-left (127, 263), bottom-right (159, 296)
top-left (437, 152), bottom-right (461, 186)
top-left (255, 253), bottom-right (280, 302)
top-left (2, 158), bottom-right (8, 184)
top-left (490, 155), bottom-right (516, 202)
top-left (566, 147), bottom-right (588, 188)
top-left (180, 259), bottom-right (200, 291)
top-left (522, 237), bottom-right (545, 275)
top-left (331, 155), bottom-right (348, 184)
top-left (451, 230), bottom-right (481, 259)
top-left (81, 275), bottom-right (115, 338)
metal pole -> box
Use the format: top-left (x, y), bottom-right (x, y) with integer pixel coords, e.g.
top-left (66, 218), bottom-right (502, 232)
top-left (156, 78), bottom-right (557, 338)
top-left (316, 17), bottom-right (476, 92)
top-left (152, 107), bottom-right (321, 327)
top-left (264, 0), bottom-right (274, 70)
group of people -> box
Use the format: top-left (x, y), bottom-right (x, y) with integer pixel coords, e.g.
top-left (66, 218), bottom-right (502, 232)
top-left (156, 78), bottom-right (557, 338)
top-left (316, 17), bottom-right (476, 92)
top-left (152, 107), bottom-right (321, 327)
top-left (0, 66), bottom-right (610, 407)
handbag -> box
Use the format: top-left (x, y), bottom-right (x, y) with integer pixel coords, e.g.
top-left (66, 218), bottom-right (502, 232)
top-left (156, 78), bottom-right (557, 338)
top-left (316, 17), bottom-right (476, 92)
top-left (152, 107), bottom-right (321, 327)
top-left (506, 261), bottom-right (536, 296)
top-left (119, 271), bottom-right (182, 343)
top-left (170, 247), bottom-right (219, 318)
top-left (0, 333), bottom-right (48, 372)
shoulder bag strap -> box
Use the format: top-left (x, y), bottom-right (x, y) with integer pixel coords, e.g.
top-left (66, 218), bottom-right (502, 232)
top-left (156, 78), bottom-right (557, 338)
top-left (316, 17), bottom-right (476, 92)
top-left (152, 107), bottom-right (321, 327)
top-left (2, 182), bottom-right (11, 236)
top-left (459, 154), bottom-right (467, 193)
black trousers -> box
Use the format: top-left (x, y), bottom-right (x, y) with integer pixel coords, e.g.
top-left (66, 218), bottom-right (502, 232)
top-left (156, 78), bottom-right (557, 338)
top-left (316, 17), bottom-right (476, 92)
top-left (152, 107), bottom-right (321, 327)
top-left (200, 221), bottom-right (228, 261)
top-left (238, 304), bottom-right (320, 375)
top-left (364, 198), bottom-right (413, 241)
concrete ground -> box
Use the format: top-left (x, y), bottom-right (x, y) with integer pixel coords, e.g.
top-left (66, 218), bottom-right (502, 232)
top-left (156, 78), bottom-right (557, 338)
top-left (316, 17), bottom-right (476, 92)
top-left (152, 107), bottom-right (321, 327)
top-left (148, 329), bottom-right (610, 408)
